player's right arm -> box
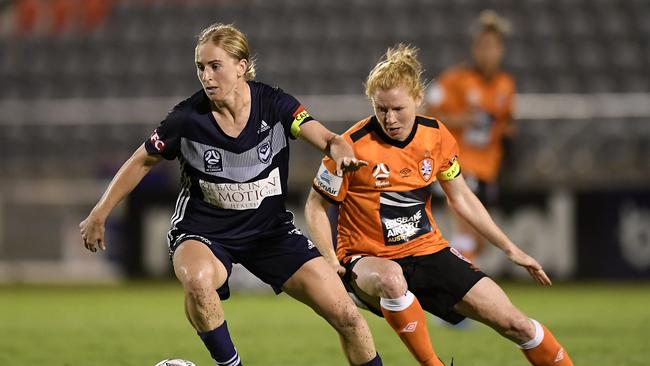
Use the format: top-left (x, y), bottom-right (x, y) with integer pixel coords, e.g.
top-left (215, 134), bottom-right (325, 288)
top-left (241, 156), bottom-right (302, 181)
top-left (79, 144), bottom-right (163, 253)
top-left (305, 188), bottom-right (345, 276)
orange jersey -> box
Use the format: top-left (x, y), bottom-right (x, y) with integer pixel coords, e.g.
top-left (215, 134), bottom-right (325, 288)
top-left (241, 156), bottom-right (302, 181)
top-left (426, 65), bottom-right (515, 182)
top-left (312, 116), bottom-right (460, 263)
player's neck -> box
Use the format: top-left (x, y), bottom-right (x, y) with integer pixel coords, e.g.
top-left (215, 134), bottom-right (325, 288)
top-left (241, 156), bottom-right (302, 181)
top-left (211, 80), bottom-right (251, 122)
top-left (474, 64), bottom-right (499, 80)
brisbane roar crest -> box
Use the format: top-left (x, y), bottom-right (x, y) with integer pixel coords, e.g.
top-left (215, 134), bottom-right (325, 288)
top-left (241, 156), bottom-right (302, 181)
top-left (418, 158), bottom-right (433, 181)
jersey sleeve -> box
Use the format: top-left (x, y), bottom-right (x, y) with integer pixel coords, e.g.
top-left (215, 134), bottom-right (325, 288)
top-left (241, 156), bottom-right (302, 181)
top-left (144, 109), bottom-right (184, 160)
top-left (436, 121), bottom-right (461, 181)
top-left (274, 89), bottom-right (315, 139)
top-left (312, 157), bottom-right (350, 204)
top-left (503, 76), bottom-right (516, 121)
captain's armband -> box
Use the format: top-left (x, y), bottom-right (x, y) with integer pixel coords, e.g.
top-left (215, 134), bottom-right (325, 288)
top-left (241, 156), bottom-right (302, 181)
top-left (290, 108), bottom-right (311, 138)
top-left (436, 159), bottom-right (461, 181)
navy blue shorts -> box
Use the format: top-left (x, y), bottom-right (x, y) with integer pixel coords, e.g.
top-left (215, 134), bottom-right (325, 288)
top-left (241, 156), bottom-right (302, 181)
top-left (168, 225), bottom-right (321, 300)
top-left (342, 247), bottom-right (487, 324)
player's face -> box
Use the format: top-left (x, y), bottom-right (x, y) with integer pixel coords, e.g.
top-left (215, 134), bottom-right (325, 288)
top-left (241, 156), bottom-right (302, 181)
top-left (195, 43), bottom-right (247, 103)
top-left (472, 31), bottom-right (504, 75)
top-left (371, 85), bottom-right (422, 142)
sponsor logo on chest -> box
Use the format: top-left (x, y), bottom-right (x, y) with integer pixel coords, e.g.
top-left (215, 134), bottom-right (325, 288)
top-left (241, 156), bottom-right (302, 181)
top-left (384, 210), bottom-right (423, 243)
top-left (199, 167), bottom-right (282, 210)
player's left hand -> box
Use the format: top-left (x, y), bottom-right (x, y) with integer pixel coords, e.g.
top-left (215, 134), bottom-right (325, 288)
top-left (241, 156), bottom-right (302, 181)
top-left (507, 250), bottom-right (552, 286)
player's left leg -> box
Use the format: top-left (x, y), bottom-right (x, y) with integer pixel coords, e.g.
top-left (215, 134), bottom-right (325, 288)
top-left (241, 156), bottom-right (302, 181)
top-left (351, 256), bottom-right (445, 366)
top-left (282, 257), bottom-right (382, 366)
top-left (454, 277), bottom-right (573, 366)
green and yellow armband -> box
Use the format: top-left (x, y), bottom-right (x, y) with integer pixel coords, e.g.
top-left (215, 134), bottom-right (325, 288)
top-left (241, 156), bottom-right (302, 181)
top-left (437, 159), bottom-right (461, 181)
top-left (290, 109), bottom-right (311, 138)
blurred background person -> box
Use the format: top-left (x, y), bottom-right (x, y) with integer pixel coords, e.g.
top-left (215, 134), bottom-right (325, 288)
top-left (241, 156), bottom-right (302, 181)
top-left (424, 10), bottom-right (515, 263)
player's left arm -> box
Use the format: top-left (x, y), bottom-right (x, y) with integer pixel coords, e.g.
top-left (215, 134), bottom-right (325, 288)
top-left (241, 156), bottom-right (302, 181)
top-left (439, 174), bottom-right (552, 285)
top-left (298, 121), bottom-right (368, 176)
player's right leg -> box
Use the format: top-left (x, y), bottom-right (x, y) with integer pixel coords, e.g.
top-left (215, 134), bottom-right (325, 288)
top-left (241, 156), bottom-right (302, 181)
top-left (351, 257), bottom-right (445, 366)
top-left (173, 240), bottom-right (242, 366)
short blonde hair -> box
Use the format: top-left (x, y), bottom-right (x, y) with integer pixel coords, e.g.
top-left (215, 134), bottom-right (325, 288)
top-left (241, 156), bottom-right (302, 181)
top-left (196, 23), bottom-right (256, 80)
top-left (365, 44), bottom-right (425, 100)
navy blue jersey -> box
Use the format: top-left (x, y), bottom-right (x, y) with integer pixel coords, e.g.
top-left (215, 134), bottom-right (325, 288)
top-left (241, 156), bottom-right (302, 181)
top-left (144, 81), bottom-right (314, 243)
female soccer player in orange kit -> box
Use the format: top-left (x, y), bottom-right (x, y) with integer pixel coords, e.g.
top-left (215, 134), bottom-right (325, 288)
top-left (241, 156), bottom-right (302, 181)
top-left (305, 43), bottom-right (573, 366)
top-left (425, 10), bottom-right (515, 262)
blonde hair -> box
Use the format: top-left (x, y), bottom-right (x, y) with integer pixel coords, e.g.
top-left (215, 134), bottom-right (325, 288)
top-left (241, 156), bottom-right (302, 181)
top-left (365, 44), bottom-right (425, 100)
top-left (196, 23), bottom-right (256, 80)
top-left (472, 9), bottom-right (511, 38)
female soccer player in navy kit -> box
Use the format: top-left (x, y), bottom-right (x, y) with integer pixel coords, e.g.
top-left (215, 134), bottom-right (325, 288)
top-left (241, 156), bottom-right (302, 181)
top-left (79, 23), bottom-right (382, 366)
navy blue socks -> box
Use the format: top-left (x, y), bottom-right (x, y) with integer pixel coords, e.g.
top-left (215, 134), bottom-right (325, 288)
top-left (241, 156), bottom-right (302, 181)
top-left (198, 320), bottom-right (242, 366)
top-left (360, 353), bottom-right (383, 366)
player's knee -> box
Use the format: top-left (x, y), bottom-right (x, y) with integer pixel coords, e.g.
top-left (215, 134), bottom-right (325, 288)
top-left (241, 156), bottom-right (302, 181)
top-left (375, 262), bottom-right (407, 298)
top-left (329, 300), bottom-right (365, 332)
top-left (178, 264), bottom-right (217, 299)
top-left (500, 313), bottom-right (535, 342)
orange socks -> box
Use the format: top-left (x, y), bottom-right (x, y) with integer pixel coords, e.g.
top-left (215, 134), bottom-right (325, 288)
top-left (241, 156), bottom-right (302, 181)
top-left (380, 291), bottom-right (445, 366)
top-left (519, 319), bottom-right (573, 366)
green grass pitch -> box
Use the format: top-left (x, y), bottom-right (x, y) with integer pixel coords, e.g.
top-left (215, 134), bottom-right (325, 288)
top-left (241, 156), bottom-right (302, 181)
top-left (1, 282), bottom-right (648, 365)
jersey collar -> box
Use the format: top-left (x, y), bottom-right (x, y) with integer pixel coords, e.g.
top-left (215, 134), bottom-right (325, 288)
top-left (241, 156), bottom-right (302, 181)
top-left (369, 116), bottom-right (419, 148)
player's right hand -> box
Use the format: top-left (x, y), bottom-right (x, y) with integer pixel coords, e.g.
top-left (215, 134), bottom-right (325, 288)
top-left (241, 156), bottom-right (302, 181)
top-left (79, 214), bottom-right (106, 253)
top-left (507, 250), bottom-right (552, 286)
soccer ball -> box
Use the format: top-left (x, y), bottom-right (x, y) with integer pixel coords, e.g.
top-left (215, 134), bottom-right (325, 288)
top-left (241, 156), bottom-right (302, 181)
top-left (154, 359), bottom-right (196, 366)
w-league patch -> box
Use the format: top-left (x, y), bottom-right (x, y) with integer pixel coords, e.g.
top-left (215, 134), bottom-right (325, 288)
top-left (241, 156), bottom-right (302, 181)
top-left (204, 149), bottom-right (223, 172)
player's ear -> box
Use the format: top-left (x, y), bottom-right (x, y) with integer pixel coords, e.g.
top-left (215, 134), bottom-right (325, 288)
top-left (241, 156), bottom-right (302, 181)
top-left (237, 58), bottom-right (248, 78)
top-left (414, 92), bottom-right (424, 108)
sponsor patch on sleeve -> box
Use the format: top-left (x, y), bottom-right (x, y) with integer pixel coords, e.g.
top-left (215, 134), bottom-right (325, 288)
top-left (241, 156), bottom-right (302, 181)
top-left (149, 130), bottom-right (166, 152)
top-left (290, 106), bottom-right (311, 138)
top-left (436, 158), bottom-right (461, 181)
top-left (314, 162), bottom-right (343, 197)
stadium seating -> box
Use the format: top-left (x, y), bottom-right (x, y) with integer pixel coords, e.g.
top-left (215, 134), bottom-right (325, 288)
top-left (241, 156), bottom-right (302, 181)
top-left (1, 0), bottom-right (649, 99)
top-left (1, 0), bottom-right (649, 187)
